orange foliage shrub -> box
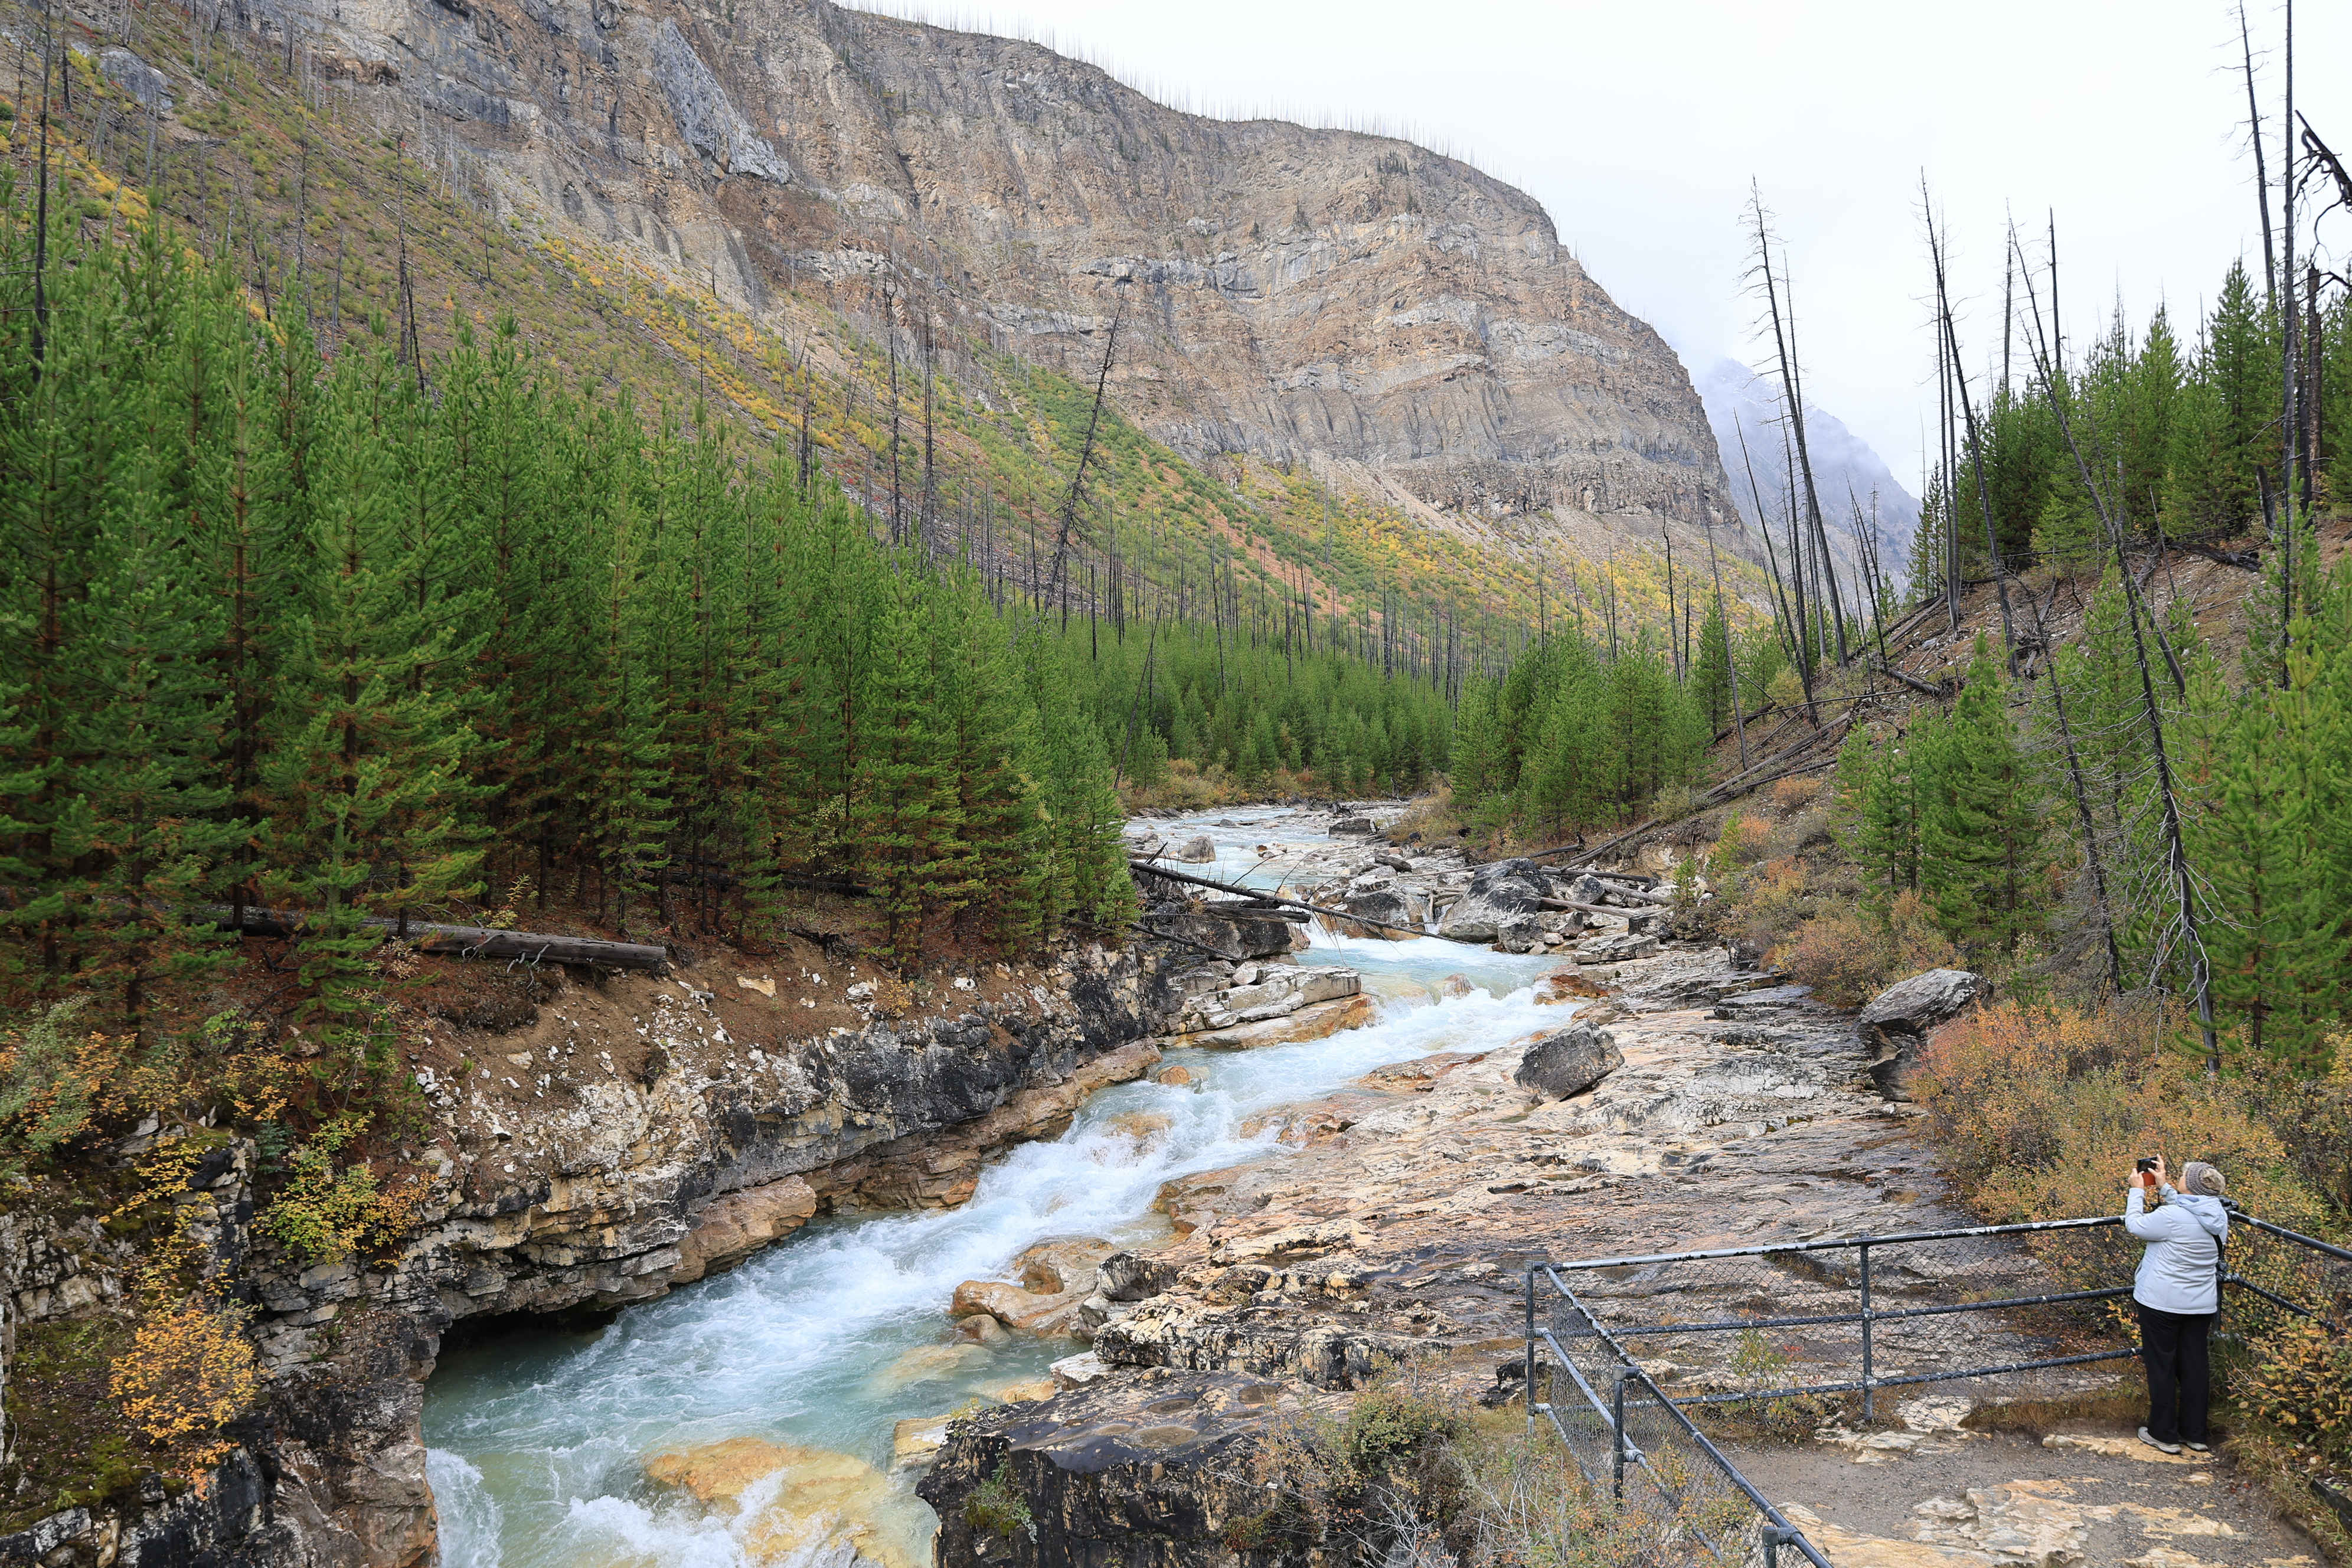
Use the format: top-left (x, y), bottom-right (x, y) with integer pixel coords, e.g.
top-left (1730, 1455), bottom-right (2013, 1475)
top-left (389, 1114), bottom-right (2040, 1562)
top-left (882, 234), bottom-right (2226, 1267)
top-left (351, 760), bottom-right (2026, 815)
top-left (1713, 811), bottom-right (1775, 868)
top-left (111, 1304), bottom-right (260, 1470)
top-left (1779, 892), bottom-right (1959, 1008)
top-left (1769, 776), bottom-right (1825, 811)
top-left (2235, 1319), bottom-right (2352, 1461)
top-left (1913, 999), bottom-right (2328, 1235)
top-left (1778, 914), bottom-right (1887, 1008)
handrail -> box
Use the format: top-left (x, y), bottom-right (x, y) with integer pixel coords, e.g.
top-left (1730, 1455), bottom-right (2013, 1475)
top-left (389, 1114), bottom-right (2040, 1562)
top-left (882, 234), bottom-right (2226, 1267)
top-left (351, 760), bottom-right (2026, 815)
top-left (1520, 1206), bottom-right (2347, 1568)
top-left (2227, 1208), bottom-right (2352, 1264)
top-left (1539, 1213), bottom-right (2122, 1273)
top-left (1536, 1265), bottom-right (1834, 1568)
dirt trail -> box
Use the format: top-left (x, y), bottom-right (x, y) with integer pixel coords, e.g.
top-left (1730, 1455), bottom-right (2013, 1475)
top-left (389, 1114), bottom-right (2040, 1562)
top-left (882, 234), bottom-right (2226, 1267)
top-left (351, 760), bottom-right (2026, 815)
top-left (1731, 1415), bottom-right (2317, 1567)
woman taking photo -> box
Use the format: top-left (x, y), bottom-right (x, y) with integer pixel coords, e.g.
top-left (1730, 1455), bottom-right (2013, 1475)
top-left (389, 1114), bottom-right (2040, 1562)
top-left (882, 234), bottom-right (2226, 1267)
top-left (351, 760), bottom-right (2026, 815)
top-left (2122, 1155), bottom-right (2230, 1455)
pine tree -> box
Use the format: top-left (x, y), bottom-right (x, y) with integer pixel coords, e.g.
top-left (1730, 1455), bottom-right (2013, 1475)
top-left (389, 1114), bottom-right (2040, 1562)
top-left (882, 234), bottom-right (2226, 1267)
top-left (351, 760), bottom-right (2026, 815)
top-left (1447, 675), bottom-right (1507, 816)
top-left (856, 568), bottom-right (956, 963)
top-left (1915, 636), bottom-right (2046, 955)
top-left (932, 574), bottom-right (1044, 946)
top-left (1692, 594), bottom-right (1734, 734)
top-left (2177, 663), bottom-right (2325, 1066)
top-left (260, 345), bottom-right (486, 1044)
top-left (1520, 667), bottom-right (1603, 835)
top-left (574, 418), bottom-right (671, 935)
top-left (1836, 725), bottom-right (1916, 910)
top-left (74, 436), bottom-right (237, 1025)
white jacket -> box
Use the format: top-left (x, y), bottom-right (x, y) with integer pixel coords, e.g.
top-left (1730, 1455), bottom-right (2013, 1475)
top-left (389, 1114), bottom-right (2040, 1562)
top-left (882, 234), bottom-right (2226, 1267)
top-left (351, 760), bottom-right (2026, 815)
top-left (2124, 1185), bottom-right (2228, 1315)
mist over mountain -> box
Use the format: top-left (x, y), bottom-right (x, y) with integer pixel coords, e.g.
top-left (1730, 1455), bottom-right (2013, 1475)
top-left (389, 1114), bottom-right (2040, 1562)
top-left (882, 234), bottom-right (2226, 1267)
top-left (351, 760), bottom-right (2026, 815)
top-left (1696, 358), bottom-right (1921, 600)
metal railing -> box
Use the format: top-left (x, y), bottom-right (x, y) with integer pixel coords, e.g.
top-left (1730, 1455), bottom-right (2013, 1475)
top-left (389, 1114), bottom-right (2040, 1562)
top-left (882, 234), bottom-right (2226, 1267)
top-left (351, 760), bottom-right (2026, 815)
top-left (1524, 1265), bottom-right (1834, 1568)
top-left (1522, 1206), bottom-right (2352, 1567)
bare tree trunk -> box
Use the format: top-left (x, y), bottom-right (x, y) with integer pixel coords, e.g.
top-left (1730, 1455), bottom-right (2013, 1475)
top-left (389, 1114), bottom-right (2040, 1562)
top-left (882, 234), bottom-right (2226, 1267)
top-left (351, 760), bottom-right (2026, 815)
top-left (1748, 185), bottom-right (1847, 665)
top-left (1925, 190), bottom-right (2017, 666)
top-left (1704, 518), bottom-right (1750, 772)
top-left (2237, 0), bottom-right (2279, 312)
top-left (1733, 417), bottom-right (1811, 718)
top-left (1043, 314), bottom-right (1120, 613)
top-left (2025, 589), bottom-right (2125, 992)
top-left (2279, 0), bottom-right (2299, 646)
top-left (920, 310), bottom-right (937, 556)
top-left (2015, 230), bottom-right (2218, 1073)
top-left (884, 277), bottom-right (904, 547)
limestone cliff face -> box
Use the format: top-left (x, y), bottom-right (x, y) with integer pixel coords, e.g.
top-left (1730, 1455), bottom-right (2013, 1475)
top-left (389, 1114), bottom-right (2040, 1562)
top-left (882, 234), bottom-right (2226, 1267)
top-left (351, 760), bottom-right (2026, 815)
top-left (270, 0), bottom-right (1732, 532)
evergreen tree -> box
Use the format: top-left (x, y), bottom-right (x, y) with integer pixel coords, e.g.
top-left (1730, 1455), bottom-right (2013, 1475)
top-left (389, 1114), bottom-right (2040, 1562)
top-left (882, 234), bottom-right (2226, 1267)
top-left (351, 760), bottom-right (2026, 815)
top-left (260, 345), bottom-right (486, 1043)
top-left (1448, 675), bottom-right (1507, 816)
top-left (856, 567), bottom-right (957, 962)
top-left (1692, 595), bottom-right (1734, 733)
top-left (1915, 636), bottom-right (2046, 955)
top-left (1836, 724), bottom-right (1917, 910)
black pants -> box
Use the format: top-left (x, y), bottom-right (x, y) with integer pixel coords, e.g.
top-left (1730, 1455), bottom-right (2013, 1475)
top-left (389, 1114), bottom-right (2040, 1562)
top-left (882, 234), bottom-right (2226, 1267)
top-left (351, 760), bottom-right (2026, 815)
top-left (2139, 1303), bottom-right (2214, 1444)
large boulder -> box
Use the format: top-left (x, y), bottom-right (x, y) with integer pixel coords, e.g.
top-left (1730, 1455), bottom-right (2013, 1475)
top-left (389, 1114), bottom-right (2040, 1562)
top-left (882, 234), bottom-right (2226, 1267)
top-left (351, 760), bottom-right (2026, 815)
top-left (1187, 992), bottom-right (1378, 1049)
top-left (1513, 1024), bottom-right (1624, 1100)
top-left (1341, 887), bottom-right (1414, 936)
top-left (1151, 910), bottom-right (1297, 961)
top-left (1174, 834), bottom-right (1217, 862)
top-left (100, 47), bottom-right (174, 112)
top-left (672, 1176), bottom-right (819, 1282)
top-left (1860, 968), bottom-right (1982, 1100)
top-left (1437, 858), bottom-right (1550, 941)
top-left (1573, 931), bottom-right (1658, 965)
top-left (1174, 965), bottom-right (1361, 1033)
top-left (1095, 1251), bottom-right (1180, 1302)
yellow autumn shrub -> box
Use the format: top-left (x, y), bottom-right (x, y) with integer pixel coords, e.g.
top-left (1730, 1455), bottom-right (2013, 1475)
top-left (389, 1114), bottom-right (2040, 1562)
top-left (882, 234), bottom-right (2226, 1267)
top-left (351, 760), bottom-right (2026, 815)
top-left (2234, 1319), bottom-right (2352, 1461)
top-left (111, 1303), bottom-right (260, 1468)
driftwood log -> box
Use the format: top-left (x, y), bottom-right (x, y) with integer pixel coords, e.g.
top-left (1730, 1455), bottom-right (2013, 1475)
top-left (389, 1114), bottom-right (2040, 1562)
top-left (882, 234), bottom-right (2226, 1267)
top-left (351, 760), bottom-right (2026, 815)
top-left (210, 906), bottom-right (670, 972)
top-left (1129, 861), bottom-right (1476, 944)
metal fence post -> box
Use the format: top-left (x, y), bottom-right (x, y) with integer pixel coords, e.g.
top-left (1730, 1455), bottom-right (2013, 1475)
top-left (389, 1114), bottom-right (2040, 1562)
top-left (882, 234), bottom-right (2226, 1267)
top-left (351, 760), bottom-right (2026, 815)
top-left (1524, 1268), bottom-right (1537, 1428)
top-left (1858, 1241), bottom-right (1874, 1422)
top-left (1612, 1371), bottom-right (1628, 1501)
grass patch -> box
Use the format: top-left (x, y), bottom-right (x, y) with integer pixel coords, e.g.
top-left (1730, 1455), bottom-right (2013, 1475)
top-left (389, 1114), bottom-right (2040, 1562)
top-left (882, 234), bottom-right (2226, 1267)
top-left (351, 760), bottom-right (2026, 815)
top-left (0, 1315), bottom-right (156, 1533)
top-left (961, 1457), bottom-right (1034, 1543)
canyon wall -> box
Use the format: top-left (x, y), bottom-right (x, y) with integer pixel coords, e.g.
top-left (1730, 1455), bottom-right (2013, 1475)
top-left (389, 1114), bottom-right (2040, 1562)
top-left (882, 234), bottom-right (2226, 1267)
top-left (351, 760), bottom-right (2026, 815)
top-left (1, 942), bottom-right (1168, 1568)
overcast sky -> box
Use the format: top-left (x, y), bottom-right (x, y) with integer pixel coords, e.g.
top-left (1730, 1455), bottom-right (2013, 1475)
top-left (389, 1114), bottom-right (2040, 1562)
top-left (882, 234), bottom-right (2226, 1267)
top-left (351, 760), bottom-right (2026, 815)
top-left (857, 0), bottom-right (2350, 490)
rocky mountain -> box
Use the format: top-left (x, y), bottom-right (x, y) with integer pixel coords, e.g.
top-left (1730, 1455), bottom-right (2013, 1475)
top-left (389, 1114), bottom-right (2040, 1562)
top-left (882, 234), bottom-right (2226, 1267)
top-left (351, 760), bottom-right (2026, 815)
top-left (1698, 357), bottom-right (1920, 596)
top-left (273, 0), bottom-right (1734, 540)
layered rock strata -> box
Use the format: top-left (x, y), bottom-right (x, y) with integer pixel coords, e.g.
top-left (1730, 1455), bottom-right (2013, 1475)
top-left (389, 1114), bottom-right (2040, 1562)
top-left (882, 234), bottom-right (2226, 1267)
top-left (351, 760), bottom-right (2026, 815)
top-left (155, 0), bottom-right (1735, 535)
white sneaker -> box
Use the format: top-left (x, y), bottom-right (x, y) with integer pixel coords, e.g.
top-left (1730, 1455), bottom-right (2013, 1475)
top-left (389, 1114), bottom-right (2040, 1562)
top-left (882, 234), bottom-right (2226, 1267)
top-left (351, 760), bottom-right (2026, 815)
top-left (2139, 1426), bottom-right (2183, 1455)
top-left (2184, 1439), bottom-right (2211, 1453)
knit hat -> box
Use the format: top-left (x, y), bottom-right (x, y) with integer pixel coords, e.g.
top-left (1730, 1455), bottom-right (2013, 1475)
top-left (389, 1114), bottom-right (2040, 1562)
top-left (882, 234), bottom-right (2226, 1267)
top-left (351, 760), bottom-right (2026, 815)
top-left (2181, 1161), bottom-right (2227, 1198)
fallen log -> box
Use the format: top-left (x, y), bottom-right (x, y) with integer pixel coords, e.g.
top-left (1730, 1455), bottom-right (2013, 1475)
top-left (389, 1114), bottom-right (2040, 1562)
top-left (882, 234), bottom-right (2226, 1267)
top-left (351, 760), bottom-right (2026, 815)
top-left (209, 906), bottom-right (671, 972)
top-left (1580, 881), bottom-right (1675, 906)
top-left (1873, 657), bottom-right (1951, 700)
top-left (1538, 897), bottom-right (1660, 920)
top-left (1129, 861), bottom-right (1477, 944)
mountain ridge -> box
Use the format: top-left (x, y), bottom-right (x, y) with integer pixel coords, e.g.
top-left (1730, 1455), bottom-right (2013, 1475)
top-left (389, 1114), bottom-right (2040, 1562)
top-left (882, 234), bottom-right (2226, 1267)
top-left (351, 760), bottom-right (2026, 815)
top-left (260, 0), bottom-right (1738, 547)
